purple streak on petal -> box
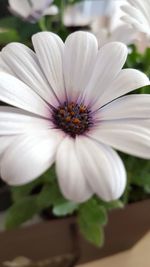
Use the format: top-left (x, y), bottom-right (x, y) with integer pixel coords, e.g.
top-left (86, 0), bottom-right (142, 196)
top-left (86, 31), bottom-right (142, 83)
top-left (8, 0), bottom-right (54, 23)
top-left (26, 10), bottom-right (44, 23)
top-left (27, 0), bottom-right (54, 23)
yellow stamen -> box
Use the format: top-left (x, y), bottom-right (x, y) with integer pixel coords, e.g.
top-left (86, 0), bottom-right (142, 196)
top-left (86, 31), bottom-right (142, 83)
top-left (72, 118), bottom-right (81, 124)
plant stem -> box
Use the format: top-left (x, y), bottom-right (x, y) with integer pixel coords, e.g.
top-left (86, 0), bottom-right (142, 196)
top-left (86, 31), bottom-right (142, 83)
top-left (60, 0), bottom-right (66, 30)
top-left (38, 17), bottom-right (47, 31)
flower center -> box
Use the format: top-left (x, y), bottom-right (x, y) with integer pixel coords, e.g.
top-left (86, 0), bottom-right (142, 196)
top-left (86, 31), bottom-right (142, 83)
top-left (52, 102), bottom-right (93, 137)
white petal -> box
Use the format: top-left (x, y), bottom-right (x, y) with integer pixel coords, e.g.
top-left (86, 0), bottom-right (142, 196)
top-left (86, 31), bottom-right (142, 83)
top-left (32, 32), bottom-right (66, 102)
top-left (91, 94), bottom-right (150, 159)
top-left (90, 121), bottom-right (150, 159)
top-left (94, 69), bottom-right (150, 109)
top-left (109, 24), bottom-right (136, 45)
top-left (97, 94), bottom-right (150, 121)
top-left (8, 0), bottom-right (31, 17)
top-left (0, 72), bottom-right (49, 117)
top-left (1, 130), bottom-right (63, 185)
top-left (32, 0), bottom-right (53, 10)
top-left (76, 136), bottom-right (126, 201)
top-left (0, 106), bottom-right (51, 135)
top-left (56, 136), bottom-right (92, 203)
top-left (0, 136), bottom-right (16, 170)
top-left (83, 42), bottom-right (128, 109)
top-left (128, 0), bottom-right (150, 21)
top-left (121, 4), bottom-right (148, 27)
top-left (0, 136), bottom-right (16, 157)
top-left (0, 54), bottom-right (13, 75)
top-left (63, 31), bottom-right (98, 102)
top-left (121, 15), bottom-right (149, 34)
top-left (43, 5), bottom-right (59, 16)
top-left (1, 43), bottom-right (58, 107)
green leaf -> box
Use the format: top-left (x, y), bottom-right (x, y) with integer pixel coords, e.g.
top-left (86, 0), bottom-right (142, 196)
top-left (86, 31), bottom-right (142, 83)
top-left (78, 198), bottom-right (107, 246)
top-left (5, 196), bottom-right (38, 230)
top-left (125, 157), bottom-right (150, 188)
top-left (79, 199), bottom-right (108, 226)
top-left (66, 0), bottom-right (82, 4)
top-left (42, 165), bottom-right (57, 184)
top-left (132, 174), bottom-right (150, 187)
top-left (79, 217), bottom-right (104, 247)
top-left (36, 170), bottom-right (79, 217)
top-left (54, 0), bottom-right (81, 6)
top-left (0, 17), bottom-right (19, 29)
top-left (0, 16), bottom-right (39, 44)
top-left (97, 199), bottom-right (124, 210)
top-left (140, 85), bottom-right (150, 94)
top-left (11, 166), bottom-right (57, 202)
top-left (36, 181), bottom-right (65, 211)
top-left (36, 184), bottom-right (54, 210)
top-left (0, 29), bottom-right (20, 43)
top-left (11, 177), bottom-right (43, 202)
top-left (53, 202), bottom-right (78, 216)
top-left (121, 154), bottom-right (150, 202)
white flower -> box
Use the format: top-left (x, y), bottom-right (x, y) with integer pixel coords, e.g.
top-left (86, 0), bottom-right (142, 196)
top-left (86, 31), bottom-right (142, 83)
top-left (121, 0), bottom-right (150, 52)
top-left (121, 0), bottom-right (150, 34)
top-left (64, 0), bottom-right (116, 27)
top-left (91, 0), bottom-right (136, 47)
top-left (0, 31), bottom-right (150, 203)
top-left (8, 0), bottom-right (58, 23)
top-left (92, 21), bottom-right (136, 48)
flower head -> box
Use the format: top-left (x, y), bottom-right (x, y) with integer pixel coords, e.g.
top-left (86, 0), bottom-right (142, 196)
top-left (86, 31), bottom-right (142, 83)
top-left (121, 0), bottom-right (150, 51)
top-left (8, 0), bottom-right (58, 23)
top-left (0, 31), bottom-right (150, 203)
top-left (90, 0), bottom-right (136, 47)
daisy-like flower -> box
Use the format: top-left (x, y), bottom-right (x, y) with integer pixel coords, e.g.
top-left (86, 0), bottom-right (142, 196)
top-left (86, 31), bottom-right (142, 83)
top-left (91, 0), bottom-right (136, 47)
top-left (8, 0), bottom-right (58, 23)
top-left (121, 0), bottom-right (150, 52)
top-left (0, 31), bottom-right (150, 203)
